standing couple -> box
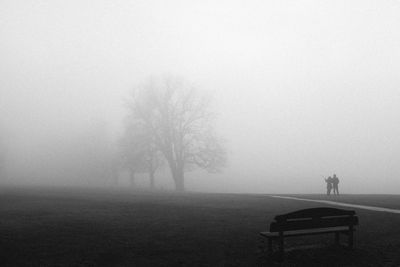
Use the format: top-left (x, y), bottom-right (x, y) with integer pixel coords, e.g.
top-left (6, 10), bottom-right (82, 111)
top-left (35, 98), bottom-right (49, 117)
top-left (324, 174), bottom-right (339, 196)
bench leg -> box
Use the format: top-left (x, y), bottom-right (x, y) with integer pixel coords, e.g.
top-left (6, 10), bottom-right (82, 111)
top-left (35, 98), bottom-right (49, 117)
top-left (278, 232), bottom-right (284, 261)
top-left (268, 238), bottom-right (273, 254)
top-left (335, 232), bottom-right (340, 245)
top-left (348, 227), bottom-right (354, 249)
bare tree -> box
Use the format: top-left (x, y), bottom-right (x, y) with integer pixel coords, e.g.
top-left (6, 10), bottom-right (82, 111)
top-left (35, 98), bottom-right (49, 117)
top-left (119, 120), bottom-right (162, 188)
top-left (0, 123), bottom-right (8, 182)
top-left (127, 76), bottom-right (226, 191)
top-left (0, 133), bottom-right (4, 181)
top-left (69, 120), bottom-right (117, 186)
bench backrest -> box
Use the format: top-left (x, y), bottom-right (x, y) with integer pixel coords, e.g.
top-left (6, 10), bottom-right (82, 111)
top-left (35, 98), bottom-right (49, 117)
top-left (270, 207), bottom-right (358, 232)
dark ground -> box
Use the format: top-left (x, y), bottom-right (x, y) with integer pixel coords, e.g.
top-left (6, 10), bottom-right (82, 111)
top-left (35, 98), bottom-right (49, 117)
top-left (0, 187), bottom-right (399, 266)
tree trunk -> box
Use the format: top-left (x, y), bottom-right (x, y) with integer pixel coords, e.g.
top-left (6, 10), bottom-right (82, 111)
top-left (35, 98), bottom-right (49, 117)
top-left (173, 169), bottom-right (185, 192)
top-left (148, 158), bottom-right (155, 189)
top-left (165, 154), bottom-right (185, 191)
top-left (149, 171), bottom-right (155, 189)
top-left (111, 166), bottom-right (119, 186)
top-left (129, 168), bottom-right (135, 187)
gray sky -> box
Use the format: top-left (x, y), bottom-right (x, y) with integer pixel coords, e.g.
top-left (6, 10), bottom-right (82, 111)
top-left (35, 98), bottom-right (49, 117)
top-left (1, 0), bottom-right (400, 193)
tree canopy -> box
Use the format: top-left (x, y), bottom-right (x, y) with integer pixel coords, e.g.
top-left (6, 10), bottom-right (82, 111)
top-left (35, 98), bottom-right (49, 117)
top-left (125, 76), bottom-right (226, 191)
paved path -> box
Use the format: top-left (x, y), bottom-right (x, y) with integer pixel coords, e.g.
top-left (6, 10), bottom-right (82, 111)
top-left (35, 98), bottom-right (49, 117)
top-left (271, 195), bottom-right (400, 214)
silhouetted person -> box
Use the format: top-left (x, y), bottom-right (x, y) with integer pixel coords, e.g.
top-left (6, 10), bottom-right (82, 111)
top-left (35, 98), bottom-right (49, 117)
top-left (332, 174), bottom-right (339, 195)
top-left (324, 176), bottom-right (333, 196)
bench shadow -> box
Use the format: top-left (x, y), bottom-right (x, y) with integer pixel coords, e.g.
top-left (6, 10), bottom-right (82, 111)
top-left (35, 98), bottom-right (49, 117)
top-left (258, 245), bottom-right (383, 267)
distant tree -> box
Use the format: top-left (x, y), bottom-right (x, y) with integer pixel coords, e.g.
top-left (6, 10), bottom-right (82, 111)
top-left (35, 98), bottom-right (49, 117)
top-left (69, 119), bottom-right (118, 186)
top-left (0, 136), bottom-right (4, 181)
top-left (0, 124), bottom-right (7, 181)
top-left (127, 76), bottom-right (226, 191)
top-left (119, 120), bottom-right (162, 188)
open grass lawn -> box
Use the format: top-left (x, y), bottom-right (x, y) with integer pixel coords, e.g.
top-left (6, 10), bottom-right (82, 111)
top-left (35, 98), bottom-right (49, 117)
top-left (0, 187), bottom-right (399, 266)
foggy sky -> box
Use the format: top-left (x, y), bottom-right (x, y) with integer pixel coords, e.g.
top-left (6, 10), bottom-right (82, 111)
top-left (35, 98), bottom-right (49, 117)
top-left (1, 0), bottom-right (400, 193)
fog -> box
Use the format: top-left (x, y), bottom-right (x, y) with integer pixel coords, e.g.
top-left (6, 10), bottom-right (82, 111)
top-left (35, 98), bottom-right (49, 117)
top-left (1, 0), bottom-right (400, 194)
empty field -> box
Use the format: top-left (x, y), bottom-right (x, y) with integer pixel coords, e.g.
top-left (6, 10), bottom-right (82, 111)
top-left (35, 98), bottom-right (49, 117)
top-left (0, 187), bottom-right (399, 266)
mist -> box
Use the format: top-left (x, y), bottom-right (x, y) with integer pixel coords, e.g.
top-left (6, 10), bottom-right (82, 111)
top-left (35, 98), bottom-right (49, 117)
top-left (1, 0), bottom-right (400, 194)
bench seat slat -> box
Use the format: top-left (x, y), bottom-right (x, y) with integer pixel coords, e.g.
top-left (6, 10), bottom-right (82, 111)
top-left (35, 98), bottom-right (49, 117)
top-left (275, 207), bottom-right (355, 222)
top-left (270, 216), bottom-right (358, 232)
top-left (260, 226), bottom-right (352, 238)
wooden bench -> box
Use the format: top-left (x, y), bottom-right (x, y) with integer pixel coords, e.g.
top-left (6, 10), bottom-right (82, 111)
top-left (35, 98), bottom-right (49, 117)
top-left (260, 207), bottom-right (359, 259)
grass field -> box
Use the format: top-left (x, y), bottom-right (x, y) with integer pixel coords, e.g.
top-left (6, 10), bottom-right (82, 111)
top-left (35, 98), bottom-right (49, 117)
top-left (0, 187), bottom-right (399, 266)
